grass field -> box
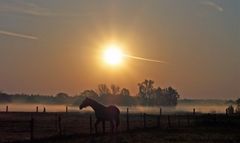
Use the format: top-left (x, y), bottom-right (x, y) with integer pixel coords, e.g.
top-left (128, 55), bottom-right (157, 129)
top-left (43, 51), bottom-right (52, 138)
top-left (0, 112), bottom-right (240, 143)
top-left (9, 127), bottom-right (240, 143)
top-left (35, 127), bottom-right (240, 143)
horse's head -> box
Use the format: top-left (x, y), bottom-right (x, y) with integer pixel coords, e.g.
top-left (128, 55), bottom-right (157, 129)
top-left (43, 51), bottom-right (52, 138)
top-left (80, 97), bottom-right (91, 110)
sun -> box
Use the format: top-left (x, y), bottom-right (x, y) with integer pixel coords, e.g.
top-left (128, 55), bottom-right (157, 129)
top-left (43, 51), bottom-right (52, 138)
top-left (103, 44), bottom-right (123, 65)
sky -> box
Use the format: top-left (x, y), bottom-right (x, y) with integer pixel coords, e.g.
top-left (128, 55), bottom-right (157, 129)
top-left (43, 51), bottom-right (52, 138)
top-left (0, 0), bottom-right (239, 99)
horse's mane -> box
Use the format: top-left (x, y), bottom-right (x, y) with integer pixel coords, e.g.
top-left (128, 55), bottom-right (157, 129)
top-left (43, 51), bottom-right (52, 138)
top-left (87, 98), bottom-right (106, 108)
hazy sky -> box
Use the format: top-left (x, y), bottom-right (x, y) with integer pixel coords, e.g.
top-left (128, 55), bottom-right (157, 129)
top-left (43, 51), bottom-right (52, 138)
top-left (0, 0), bottom-right (239, 99)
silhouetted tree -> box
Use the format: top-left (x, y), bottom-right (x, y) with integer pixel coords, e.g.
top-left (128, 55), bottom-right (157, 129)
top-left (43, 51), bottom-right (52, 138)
top-left (110, 84), bottom-right (120, 96)
top-left (120, 88), bottom-right (130, 97)
top-left (55, 92), bottom-right (69, 103)
top-left (166, 86), bottom-right (180, 106)
top-left (0, 81), bottom-right (180, 106)
top-left (81, 90), bottom-right (98, 99)
top-left (0, 91), bottom-right (12, 103)
top-left (236, 98), bottom-right (240, 113)
top-left (138, 83), bottom-right (145, 99)
top-left (236, 98), bottom-right (240, 105)
top-left (138, 79), bottom-right (155, 105)
top-left (56, 92), bottom-right (69, 98)
top-left (226, 105), bottom-right (234, 114)
top-left (119, 88), bottom-right (134, 105)
top-left (137, 79), bottom-right (180, 106)
top-left (155, 87), bottom-right (163, 105)
top-left (98, 84), bottom-right (111, 97)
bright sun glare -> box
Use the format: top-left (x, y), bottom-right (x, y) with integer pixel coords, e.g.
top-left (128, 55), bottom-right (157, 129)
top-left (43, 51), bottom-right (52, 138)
top-left (103, 44), bottom-right (123, 65)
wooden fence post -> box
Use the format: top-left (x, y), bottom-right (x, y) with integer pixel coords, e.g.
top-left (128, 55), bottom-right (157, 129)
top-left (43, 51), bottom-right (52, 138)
top-left (214, 113), bottom-right (217, 124)
top-left (102, 121), bottom-right (105, 134)
top-left (193, 108), bottom-right (197, 125)
top-left (30, 117), bottom-right (34, 141)
top-left (126, 108), bottom-right (129, 131)
top-left (6, 106), bottom-right (8, 113)
top-left (157, 115), bottom-right (160, 128)
top-left (58, 115), bottom-right (62, 136)
top-left (66, 106), bottom-right (68, 113)
top-left (178, 115), bottom-right (180, 127)
top-left (143, 113), bottom-right (146, 129)
top-left (36, 106), bottom-right (38, 113)
top-left (43, 107), bottom-right (46, 113)
top-left (226, 112), bottom-right (230, 124)
top-left (157, 108), bottom-right (162, 128)
top-left (55, 114), bottom-right (58, 132)
top-left (168, 115), bottom-right (171, 128)
top-left (89, 115), bottom-right (93, 135)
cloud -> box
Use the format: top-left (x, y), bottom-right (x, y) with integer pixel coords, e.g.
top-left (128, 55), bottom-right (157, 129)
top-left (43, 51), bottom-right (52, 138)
top-left (201, 1), bottom-right (224, 12)
top-left (0, 1), bottom-right (93, 17)
top-left (0, 1), bottom-right (56, 16)
top-left (0, 30), bottom-right (38, 40)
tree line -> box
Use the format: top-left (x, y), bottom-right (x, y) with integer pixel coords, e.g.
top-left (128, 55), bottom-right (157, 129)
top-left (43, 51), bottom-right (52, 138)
top-left (0, 79), bottom-right (180, 106)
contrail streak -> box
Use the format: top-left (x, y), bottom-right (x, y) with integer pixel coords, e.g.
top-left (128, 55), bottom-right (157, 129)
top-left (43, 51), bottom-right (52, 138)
top-left (124, 54), bottom-right (167, 64)
top-left (0, 30), bottom-right (38, 40)
top-left (201, 1), bottom-right (223, 12)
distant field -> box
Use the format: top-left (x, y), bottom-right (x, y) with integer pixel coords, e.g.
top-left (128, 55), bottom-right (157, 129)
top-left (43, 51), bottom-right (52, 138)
top-left (0, 102), bottom-right (230, 113)
top-left (0, 111), bottom-right (240, 143)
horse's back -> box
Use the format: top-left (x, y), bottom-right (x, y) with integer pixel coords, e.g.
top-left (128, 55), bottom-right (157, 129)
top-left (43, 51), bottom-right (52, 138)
top-left (95, 105), bottom-right (119, 121)
top-left (108, 105), bottom-right (120, 114)
top-left (105, 105), bottom-right (120, 120)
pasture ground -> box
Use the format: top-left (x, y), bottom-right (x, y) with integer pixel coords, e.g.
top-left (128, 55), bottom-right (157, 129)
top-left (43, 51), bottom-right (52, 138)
top-left (16, 127), bottom-right (240, 143)
top-left (1, 112), bottom-right (240, 143)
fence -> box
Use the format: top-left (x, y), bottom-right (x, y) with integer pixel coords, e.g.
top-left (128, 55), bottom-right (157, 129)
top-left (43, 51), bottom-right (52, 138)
top-left (0, 107), bottom-right (240, 142)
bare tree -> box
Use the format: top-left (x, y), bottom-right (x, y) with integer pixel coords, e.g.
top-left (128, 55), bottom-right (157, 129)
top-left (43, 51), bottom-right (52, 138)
top-left (98, 84), bottom-right (110, 97)
top-left (137, 79), bottom-right (155, 105)
top-left (110, 84), bottom-right (120, 96)
top-left (81, 90), bottom-right (98, 99)
top-left (120, 88), bottom-right (130, 97)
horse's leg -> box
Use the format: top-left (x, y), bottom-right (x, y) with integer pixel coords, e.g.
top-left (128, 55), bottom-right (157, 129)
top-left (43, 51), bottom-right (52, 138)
top-left (110, 120), bottom-right (114, 133)
top-left (95, 119), bottom-right (100, 134)
top-left (102, 120), bottom-right (105, 134)
top-left (115, 115), bottom-right (120, 132)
